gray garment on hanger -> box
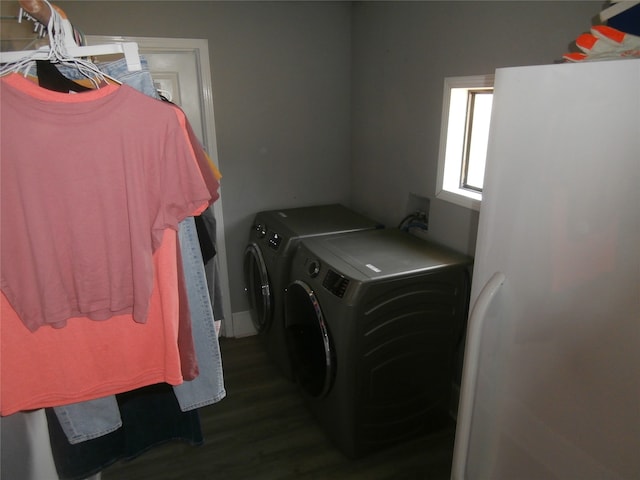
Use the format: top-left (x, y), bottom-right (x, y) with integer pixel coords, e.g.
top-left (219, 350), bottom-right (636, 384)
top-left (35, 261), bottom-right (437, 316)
top-left (200, 205), bottom-right (225, 323)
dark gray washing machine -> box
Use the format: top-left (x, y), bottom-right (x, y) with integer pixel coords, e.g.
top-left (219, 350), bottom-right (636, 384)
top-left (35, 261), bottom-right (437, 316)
top-left (284, 228), bottom-right (471, 458)
top-left (243, 204), bottom-right (383, 381)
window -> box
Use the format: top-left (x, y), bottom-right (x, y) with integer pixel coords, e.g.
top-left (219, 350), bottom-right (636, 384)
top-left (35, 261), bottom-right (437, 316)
top-left (436, 75), bottom-right (494, 211)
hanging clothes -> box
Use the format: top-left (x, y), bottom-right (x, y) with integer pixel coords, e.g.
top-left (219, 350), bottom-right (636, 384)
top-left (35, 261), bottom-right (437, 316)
top-left (36, 59), bottom-right (91, 92)
top-left (45, 384), bottom-right (203, 480)
top-left (1, 227), bottom-right (185, 415)
top-left (0, 5), bottom-right (225, 478)
top-left (1, 59), bottom-right (225, 422)
top-left (37, 56), bottom-right (226, 444)
top-left (1, 72), bottom-right (211, 332)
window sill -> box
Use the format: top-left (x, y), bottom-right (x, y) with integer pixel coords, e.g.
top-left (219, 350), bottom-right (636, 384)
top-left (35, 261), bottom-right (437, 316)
top-left (436, 188), bottom-right (481, 211)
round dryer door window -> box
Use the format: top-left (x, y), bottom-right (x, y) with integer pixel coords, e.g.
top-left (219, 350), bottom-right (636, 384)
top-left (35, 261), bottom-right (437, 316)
top-left (284, 280), bottom-right (335, 398)
top-left (243, 244), bottom-right (272, 333)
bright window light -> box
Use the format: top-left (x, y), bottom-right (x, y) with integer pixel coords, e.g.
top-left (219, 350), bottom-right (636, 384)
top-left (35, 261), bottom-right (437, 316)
top-left (436, 75), bottom-right (494, 211)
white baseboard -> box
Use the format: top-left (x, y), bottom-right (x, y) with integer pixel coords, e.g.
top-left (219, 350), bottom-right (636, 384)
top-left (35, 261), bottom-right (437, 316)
top-left (229, 310), bottom-right (257, 338)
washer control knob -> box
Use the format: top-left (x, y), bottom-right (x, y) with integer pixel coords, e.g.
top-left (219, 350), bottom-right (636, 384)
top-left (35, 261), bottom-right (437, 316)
top-left (308, 260), bottom-right (321, 278)
top-left (254, 223), bottom-right (267, 238)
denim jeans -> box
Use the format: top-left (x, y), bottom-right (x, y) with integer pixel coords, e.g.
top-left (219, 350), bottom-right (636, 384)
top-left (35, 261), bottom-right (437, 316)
top-left (46, 384), bottom-right (203, 480)
top-left (44, 57), bottom-right (225, 444)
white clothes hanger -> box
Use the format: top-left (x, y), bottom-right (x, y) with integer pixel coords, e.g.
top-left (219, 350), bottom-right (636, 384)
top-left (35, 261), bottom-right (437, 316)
top-left (0, 0), bottom-right (141, 73)
top-left (599, 1), bottom-right (640, 22)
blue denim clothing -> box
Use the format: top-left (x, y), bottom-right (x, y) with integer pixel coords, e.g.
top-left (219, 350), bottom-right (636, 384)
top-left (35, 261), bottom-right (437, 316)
top-left (52, 397), bottom-right (122, 444)
top-left (41, 57), bottom-right (225, 444)
top-left (46, 384), bottom-right (203, 480)
top-left (175, 216), bottom-right (226, 409)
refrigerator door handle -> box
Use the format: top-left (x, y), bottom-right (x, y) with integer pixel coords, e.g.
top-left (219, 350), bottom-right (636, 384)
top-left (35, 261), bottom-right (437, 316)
top-left (451, 271), bottom-right (505, 480)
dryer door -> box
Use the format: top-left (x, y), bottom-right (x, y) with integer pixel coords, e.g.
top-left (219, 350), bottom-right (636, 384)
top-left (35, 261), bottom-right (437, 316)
top-left (284, 280), bottom-right (335, 398)
top-left (243, 244), bottom-right (272, 333)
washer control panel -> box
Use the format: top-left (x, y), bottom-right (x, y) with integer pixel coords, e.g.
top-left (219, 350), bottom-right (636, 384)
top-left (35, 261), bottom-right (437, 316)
top-left (307, 260), bottom-right (321, 278)
top-left (253, 223), bottom-right (267, 239)
top-left (323, 269), bottom-right (349, 298)
top-left (252, 221), bottom-right (284, 251)
top-left (267, 231), bottom-right (282, 251)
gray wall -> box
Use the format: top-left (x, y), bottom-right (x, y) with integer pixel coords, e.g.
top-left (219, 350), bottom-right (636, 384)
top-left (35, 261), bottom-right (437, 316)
top-left (54, 0), bottom-right (600, 315)
top-left (350, 1), bottom-right (599, 255)
top-left (56, 1), bottom-right (353, 316)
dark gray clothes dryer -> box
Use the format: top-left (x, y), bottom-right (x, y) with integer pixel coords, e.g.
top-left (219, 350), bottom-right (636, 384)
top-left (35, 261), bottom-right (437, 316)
top-left (284, 228), bottom-right (471, 458)
top-left (243, 204), bottom-right (383, 381)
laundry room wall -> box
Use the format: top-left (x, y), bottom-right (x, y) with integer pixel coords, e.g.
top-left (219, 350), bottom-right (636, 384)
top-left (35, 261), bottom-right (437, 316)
top-left (53, 0), bottom-right (353, 334)
top-left (49, 1), bottom-right (598, 333)
top-left (350, 1), bottom-right (599, 256)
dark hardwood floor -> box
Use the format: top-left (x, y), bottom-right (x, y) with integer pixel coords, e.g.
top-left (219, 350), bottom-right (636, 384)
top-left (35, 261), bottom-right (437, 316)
top-left (101, 335), bottom-right (456, 480)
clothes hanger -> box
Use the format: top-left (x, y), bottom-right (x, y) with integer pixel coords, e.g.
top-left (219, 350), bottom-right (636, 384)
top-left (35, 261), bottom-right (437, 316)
top-left (18, 0), bottom-right (87, 51)
top-left (36, 59), bottom-right (92, 92)
top-left (18, 0), bottom-right (53, 24)
top-left (0, 0), bottom-right (141, 73)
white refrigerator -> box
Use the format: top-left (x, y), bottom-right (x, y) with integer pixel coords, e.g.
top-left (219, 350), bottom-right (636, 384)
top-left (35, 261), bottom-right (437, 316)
top-left (452, 59), bottom-right (640, 479)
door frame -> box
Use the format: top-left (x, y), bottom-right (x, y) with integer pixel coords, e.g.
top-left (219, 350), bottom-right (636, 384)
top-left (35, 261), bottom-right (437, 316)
top-left (86, 35), bottom-right (234, 337)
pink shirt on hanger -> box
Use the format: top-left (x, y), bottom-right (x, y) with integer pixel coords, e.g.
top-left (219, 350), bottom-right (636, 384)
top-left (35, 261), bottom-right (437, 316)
top-left (1, 229), bottom-right (184, 416)
top-left (0, 73), bottom-right (211, 332)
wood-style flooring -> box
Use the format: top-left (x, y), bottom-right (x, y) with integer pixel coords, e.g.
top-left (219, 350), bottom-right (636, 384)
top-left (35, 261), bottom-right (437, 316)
top-left (101, 335), bottom-right (456, 480)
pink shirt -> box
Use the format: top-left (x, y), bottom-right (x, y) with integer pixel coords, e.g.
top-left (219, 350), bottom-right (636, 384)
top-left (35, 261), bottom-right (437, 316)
top-left (1, 230), bottom-right (184, 416)
top-left (0, 74), bottom-right (211, 332)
